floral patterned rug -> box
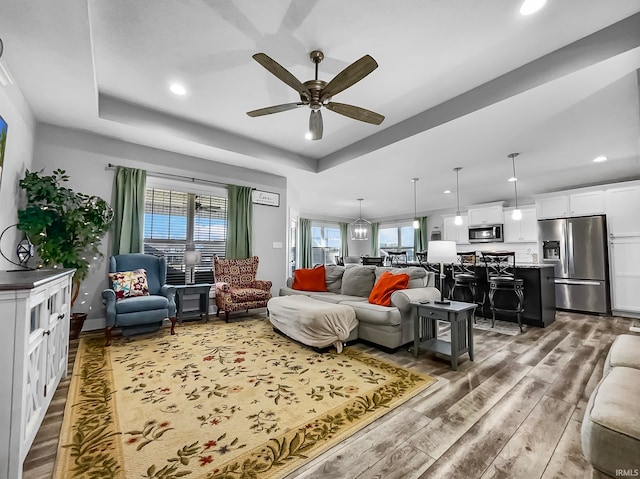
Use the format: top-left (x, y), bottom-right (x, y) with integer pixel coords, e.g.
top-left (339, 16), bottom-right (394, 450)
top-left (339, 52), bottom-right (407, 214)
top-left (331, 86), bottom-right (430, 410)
top-left (54, 318), bottom-right (437, 479)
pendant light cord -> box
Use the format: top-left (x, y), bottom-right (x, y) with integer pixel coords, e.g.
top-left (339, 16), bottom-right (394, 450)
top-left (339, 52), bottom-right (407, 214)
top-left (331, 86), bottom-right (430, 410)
top-left (512, 157), bottom-right (519, 209)
top-left (413, 180), bottom-right (417, 218)
top-left (456, 169), bottom-right (461, 215)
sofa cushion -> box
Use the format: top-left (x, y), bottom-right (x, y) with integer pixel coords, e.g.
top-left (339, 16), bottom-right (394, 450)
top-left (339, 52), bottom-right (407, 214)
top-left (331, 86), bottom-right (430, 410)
top-left (116, 294), bottom-right (168, 314)
top-left (341, 265), bottom-right (376, 297)
top-left (340, 300), bottom-right (402, 326)
top-left (604, 334), bottom-right (640, 373)
top-left (325, 265), bottom-right (346, 293)
top-left (293, 265), bottom-right (328, 292)
top-left (309, 293), bottom-right (368, 304)
top-left (581, 366), bottom-right (640, 477)
top-left (369, 271), bottom-right (409, 306)
top-left (375, 266), bottom-right (427, 289)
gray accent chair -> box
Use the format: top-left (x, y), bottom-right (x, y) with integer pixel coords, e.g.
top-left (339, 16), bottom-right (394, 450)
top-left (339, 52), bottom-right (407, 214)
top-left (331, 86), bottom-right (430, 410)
top-left (102, 253), bottom-right (177, 345)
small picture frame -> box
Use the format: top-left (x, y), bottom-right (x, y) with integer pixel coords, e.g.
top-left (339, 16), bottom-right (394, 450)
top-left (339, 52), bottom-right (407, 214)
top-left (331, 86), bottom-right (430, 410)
top-left (252, 190), bottom-right (280, 207)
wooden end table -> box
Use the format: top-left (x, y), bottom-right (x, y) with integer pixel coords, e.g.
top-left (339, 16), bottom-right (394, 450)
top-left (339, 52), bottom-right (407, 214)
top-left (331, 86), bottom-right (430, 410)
top-left (175, 283), bottom-right (212, 323)
top-left (412, 300), bottom-right (476, 370)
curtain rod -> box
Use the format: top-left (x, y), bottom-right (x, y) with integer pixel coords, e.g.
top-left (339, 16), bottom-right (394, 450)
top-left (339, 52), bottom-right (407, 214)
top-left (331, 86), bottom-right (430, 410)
top-left (106, 163), bottom-right (229, 188)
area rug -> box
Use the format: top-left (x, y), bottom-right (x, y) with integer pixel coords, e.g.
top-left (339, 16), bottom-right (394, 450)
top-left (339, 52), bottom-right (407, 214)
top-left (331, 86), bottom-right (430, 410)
top-left (54, 318), bottom-right (437, 479)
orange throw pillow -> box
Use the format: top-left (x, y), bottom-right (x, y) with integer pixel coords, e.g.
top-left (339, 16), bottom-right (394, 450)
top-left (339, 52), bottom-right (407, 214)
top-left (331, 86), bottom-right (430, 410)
top-left (292, 265), bottom-right (328, 292)
top-left (368, 271), bottom-right (409, 306)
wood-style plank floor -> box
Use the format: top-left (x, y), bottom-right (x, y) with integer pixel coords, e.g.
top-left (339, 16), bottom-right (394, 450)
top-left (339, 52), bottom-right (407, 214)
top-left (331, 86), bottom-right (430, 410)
top-left (23, 311), bottom-right (635, 479)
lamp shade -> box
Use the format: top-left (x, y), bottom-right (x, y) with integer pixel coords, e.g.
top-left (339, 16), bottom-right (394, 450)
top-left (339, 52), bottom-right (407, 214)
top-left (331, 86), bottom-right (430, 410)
top-left (184, 250), bottom-right (201, 266)
top-left (427, 240), bottom-right (457, 264)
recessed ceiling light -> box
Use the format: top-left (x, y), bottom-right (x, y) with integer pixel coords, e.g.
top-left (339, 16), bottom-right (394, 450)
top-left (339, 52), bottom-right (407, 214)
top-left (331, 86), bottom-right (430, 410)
top-left (508, 176), bottom-right (518, 182)
top-left (520, 0), bottom-right (546, 15)
top-left (593, 155), bottom-right (608, 163)
top-left (170, 83), bottom-right (186, 96)
top-left (443, 190), bottom-right (451, 194)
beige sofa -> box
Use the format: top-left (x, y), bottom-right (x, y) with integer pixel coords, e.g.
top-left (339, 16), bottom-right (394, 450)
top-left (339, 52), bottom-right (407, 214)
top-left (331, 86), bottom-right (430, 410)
top-left (581, 334), bottom-right (640, 477)
top-left (279, 265), bottom-right (440, 351)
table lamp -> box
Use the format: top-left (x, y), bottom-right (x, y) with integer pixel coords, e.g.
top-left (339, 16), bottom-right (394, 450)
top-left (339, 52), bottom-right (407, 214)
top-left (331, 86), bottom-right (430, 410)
top-left (184, 250), bottom-right (201, 285)
top-left (427, 240), bottom-right (457, 305)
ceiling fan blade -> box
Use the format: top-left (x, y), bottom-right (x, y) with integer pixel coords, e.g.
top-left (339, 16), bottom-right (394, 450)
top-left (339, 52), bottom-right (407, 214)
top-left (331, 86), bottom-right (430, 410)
top-left (325, 102), bottom-right (385, 125)
top-left (308, 110), bottom-right (323, 140)
top-left (252, 53), bottom-right (311, 101)
top-left (246, 102), bottom-right (304, 117)
top-left (321, 55), bottom-right (378, 102)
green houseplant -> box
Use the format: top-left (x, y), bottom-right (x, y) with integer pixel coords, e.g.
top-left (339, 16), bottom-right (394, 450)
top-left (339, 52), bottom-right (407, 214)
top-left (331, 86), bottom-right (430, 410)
top-left (17, 169), bottom-right (113, 337)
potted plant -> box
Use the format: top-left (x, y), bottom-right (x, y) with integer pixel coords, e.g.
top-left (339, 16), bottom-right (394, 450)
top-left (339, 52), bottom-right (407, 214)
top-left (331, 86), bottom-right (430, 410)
top-left (17, 168), bottom-right (113, 338)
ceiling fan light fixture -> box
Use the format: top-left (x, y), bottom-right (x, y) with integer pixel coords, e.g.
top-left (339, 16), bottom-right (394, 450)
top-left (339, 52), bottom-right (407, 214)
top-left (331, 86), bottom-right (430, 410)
top-left (520, 0), bottom-right (546, 15)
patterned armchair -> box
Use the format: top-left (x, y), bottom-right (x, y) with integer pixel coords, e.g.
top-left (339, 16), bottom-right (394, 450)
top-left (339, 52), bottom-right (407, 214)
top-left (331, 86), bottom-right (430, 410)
top-left (213, 255), bottom-right (272, 322)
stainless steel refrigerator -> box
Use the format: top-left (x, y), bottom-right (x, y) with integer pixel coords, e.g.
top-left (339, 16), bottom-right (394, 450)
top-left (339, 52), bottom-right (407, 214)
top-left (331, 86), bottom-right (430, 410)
top-left (538, 215), bottom-right (610, 314)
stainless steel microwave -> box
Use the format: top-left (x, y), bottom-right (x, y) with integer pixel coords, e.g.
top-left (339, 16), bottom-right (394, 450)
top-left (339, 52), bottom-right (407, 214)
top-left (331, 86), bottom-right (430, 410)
top-left (468, 224), bottom-right (504, 243)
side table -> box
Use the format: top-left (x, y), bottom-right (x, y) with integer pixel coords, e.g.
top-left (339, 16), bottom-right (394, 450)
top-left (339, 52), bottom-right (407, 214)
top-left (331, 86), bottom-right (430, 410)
top-left (412, 300), bottom-right (476, 370)
top-left (175, 283), bottom-right (212, 323)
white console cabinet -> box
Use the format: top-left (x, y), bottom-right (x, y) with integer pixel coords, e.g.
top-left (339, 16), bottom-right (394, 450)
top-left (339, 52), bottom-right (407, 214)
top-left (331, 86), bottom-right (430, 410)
top-left (0, 269), bottom-right (74, 479)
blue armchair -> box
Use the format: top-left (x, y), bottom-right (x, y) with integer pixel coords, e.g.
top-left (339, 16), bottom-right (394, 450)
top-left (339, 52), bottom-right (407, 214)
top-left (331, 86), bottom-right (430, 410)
top-left (102, 254), bottom-right (177, 345)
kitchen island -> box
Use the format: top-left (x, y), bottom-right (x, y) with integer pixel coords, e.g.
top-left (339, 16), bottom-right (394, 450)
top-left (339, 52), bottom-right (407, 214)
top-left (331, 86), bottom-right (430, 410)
top-left (445, 264), bottom-right (556, 328)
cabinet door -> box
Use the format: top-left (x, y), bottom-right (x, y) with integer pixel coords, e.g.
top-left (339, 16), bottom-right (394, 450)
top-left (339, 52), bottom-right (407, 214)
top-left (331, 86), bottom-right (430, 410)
top-left (536, 196), bottom-right (569, 219)
top-left (443, 216), bottom-right (469, 244)
top-left (609, 237), bottom-right (640, 313)
top-left (570, 190), bottom-right (604, 216)
top-left (504, 208), bottom-right (537, 242)
top-left (24, 293), bottom-right (48, 450)
top-left (605, 186), bottom-right (640, 237)
top-left (468, 206), bottom-right (503, 226)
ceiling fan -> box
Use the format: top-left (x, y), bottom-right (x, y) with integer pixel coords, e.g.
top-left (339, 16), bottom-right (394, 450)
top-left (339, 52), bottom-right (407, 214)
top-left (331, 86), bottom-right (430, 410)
top-left (247, 50), bottom-right (385, 140)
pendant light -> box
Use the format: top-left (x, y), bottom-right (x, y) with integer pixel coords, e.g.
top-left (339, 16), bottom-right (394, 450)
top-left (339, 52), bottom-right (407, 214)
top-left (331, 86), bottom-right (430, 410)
top-left (508, 153), bottom-right (522, 221)
top-left (453, 167), bottom-right (463, 225)
top-left (349, 198), bottom-right (371, 240)
top-left (411, 178), bottom-right (420, 229)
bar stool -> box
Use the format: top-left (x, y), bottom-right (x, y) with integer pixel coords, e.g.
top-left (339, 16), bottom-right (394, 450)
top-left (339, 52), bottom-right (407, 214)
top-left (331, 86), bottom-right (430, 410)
top-left (450, 252), bottom-right (483, 321)
top-left (481, 251), bottom-right (524, 332)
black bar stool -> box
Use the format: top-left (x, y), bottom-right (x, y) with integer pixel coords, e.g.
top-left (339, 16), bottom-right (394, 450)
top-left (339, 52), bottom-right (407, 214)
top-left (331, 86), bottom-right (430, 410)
top-left (481, 251), bottom-right (524, 332)
top-left (450, 252), bottom-right (484, 321)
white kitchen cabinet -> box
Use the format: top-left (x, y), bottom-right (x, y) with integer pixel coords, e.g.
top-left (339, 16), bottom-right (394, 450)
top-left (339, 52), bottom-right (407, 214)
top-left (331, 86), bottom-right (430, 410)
top-left (536, 195), bottom-right (570, 219)
top-left (569, 190), bottom-right (605, 216)
top-left (504, 207), bottom-right (538, 242)
top-left (467, 204), bottom-right (504, 226)
top-left (443, 215), bottom-right (469, 244)
top-left (536, 190), bottom-right (604, 219)
top-left (609, 237), bottom-right (640, 314)
top-left (605, 185), bottom-right (640, 237)
top-left (0, 269), bottom-right (74, 479)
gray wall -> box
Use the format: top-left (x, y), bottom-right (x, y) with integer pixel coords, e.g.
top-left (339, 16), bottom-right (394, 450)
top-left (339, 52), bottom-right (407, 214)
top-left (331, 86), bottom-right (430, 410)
top-left (32, 124), bottom-right (288, 327)
top-left (0, 84), bottom-right (35, 270)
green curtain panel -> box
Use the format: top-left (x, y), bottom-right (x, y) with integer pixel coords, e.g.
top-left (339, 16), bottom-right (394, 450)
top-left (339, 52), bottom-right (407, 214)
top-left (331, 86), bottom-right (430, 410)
top-left (299, 218), bottom-right (313, 268)
top-left (339, 222), bottom-right (349, 258)
top-left (414, 217), bottom-right (428, 254)
top-left (371, 222), bottom-right (379, 256)
top-left (226, 185), bottom-right (253, 259)
top-left (111, 166), bottom-right (147, 255)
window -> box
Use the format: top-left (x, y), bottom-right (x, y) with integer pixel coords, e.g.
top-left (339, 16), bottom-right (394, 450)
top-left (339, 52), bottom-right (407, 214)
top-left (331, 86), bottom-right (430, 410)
top-left (378, 223), bottom-right (415, 260)
top-left (144, 186), bottom-right (227, 282)
top-left (311, 222), bottom-right (341, 265)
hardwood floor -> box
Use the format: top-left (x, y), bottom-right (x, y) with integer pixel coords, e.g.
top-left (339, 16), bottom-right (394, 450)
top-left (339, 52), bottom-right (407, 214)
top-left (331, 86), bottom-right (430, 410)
top-left (22, 311), bottom-right (635, 479)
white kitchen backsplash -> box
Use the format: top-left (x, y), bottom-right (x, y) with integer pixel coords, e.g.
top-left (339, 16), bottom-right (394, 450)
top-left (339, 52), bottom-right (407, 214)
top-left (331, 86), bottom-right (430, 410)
top-left (457, 242), bottom-right (539, 265)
